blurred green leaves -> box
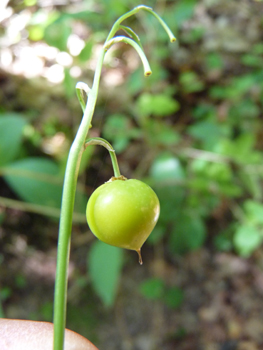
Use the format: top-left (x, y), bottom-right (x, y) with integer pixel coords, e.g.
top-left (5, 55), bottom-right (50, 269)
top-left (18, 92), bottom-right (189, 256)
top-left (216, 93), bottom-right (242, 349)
top-left (234, 225), bottom-right (262, 258)
top-left (136, 93), bottom-right (180, 117)
top-left (233, 201), bottom-right (263, 257)
top-left (139, 278), bottom-right (184, 309)
top-left (88, 241), bottom-right (124, 307)
top-left (150, 152), bottom-right (185, 181)
top-left (0, 114), bottom-right (27, 166)
top-left (3, 157), bottom-right (87, 215)
top-left (180, 72), bottom-right (204, 93)
top-left (0, 113), bottom-right (87, 218)
top-left (44, 20), bottom-right (71, 51)
top-left (170, 213), bottom-right (206, 254)
top-left (103, 114), bottom-right (142, 153)
top-left (3, 157), bottom-right (63, 208)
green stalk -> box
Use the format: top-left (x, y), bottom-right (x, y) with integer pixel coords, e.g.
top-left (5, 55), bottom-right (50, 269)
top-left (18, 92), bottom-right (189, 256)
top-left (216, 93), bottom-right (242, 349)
top-left (105, 5), bottom-right (176, 43)
top-left (104, 36), bottom-right (152, 76)
top-left (53, 48), bottom-right (106, 350)
top-left (85, 137), bottom-right (121, 178)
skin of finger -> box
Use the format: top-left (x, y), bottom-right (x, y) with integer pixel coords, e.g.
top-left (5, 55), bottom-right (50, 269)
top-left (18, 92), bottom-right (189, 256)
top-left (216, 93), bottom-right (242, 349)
top-left (0, 319), bottom-right (99, 350)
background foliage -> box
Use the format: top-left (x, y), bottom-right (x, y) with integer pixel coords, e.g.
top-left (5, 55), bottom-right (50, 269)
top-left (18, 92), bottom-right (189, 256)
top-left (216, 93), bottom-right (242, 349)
top-left (1, 0), bottom-right (263, 349)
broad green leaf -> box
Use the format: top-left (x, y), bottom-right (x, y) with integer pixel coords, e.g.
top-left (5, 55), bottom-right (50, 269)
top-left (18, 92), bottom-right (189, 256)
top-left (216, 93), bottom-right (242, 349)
top-left (192, 103), bottom-right (216, 119)
top-left (88, 241), bottom-right (123, 307)
top-left (145, 120), bottom-right (180, 146)
top-left (205, 52), bottom-right (224, 70)
top-left (252, 43), bottom-right (263, 55)
top-left (174, 0), bottom-right (197, 26)
top-left (139, 278), bottom-right (165, 300)
top-left (217, 134), bottom-right (262, 164)
top-left (64, 68), bottom-right (76, 97)
top-left (179, 71), bottom-right (204, 93)
top-left (44, 20), bottom-right (71, 51)
top-left (210, 74), bottom-right (257, 102)
top-left (128, 62), bottom-right (167, 95)
top-left (0, 113), bottom-right (27, 166)
top-left (241, 54), bottom-right (262, 67)
top-left (147, 224), bottom-right (166, 245)
top-left (150, 152), bottom-right (185, 181)
top-left (163, 287), bottom-right (184, 309)
top-left (181, 26), bottom-right (205, 44)
top-left (229, 74), bottom-right (257, 99)
top-left (137, 93), bottom-right (180, 117)
top-left (230, 99), bottom-right (260, 120)
top-left (243, 200), bottom-right (263, 225)
top-left (103, 114), bottom-right (141, 153)
top-left (78, 40), bottom-right (93, 62)
top-left (3, 157), bottom-right (87, 214)
top-left (169, 213), bottom-right (206, 254)
top-left (239, 170), bottom-right (261, 199)
top-left (188, 120), bottom-right (229, 150)
top-left (154, 185), bottom-right (185, 223)
top-left (205, 163), bottom-right (232, 182)
top-left (233, 225), bottom-right (262, 257)
top-left (3, 157), bottom-right (63, 209)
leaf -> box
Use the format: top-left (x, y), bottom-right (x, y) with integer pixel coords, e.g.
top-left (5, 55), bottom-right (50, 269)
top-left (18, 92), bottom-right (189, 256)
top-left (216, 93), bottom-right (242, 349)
top-left (78, 40), bottom-right (94, 62)
top-left (241, 54), bottom-right (262, 67)
top-left (218, 134), bottom-right (262, 164)
top-left (163, 287), bottom-right (184, 309)
top-left (103, 114), bottom-right (141, 153)
top-left (64, 68), bottom-right (76, 97)
top-left (44, 20), bottom-right (71, 51)
top-left (179, 71), bottom-right (204, 93)
top-left (174, 0), bottom-right (197, 26)
top-left (3, 157), bottom-right (87, 214)
top-left (243, 200), bottom-right (263, 225)
top-left (88, 241), bottom-right (124, 307)
top-left (147, 224), bottom-right (166, 245)
top-left (139, 278), bottom-right (165, 300)
top-left (137, 93), bottom-right (180, 117)
top-left (3, 157), bottom-right (63, 209)
top-left (0, 113), bottom-right (27, 166)
top-left (169, 213), bottom-right (206, 254)
top-left (188, 120), bottom-right (229, 150)
top-left (233, 224), bottom-right (262, 257)
top-left (150, 152), bottom-right (185, 181)
top-left (154, 185), bottom-right (185, 223)
top-left (145, 120), bottom-right (180, 146)
top-left (205, 53), bottom-right (224, 70)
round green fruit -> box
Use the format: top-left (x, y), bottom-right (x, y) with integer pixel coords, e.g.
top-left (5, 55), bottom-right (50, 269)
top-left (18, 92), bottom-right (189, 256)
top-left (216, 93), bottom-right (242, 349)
top-left (86, 178), bottom-right (160, 261)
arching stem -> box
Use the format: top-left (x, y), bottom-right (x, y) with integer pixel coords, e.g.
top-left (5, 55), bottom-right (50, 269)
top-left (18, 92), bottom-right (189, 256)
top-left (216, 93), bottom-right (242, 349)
top-left (85, 137), bottom-right (121, 178)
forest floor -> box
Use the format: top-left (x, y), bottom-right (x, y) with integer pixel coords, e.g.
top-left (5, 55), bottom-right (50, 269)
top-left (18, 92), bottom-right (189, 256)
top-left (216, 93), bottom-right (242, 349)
top-left (1, 206), bottom-right (263, 350)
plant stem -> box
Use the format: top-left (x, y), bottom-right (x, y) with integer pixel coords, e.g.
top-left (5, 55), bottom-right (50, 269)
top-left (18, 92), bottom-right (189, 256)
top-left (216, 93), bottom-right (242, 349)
top-left (85, 137), bottom-right (121, 178)
top-left (53, 48), bottom-right (106, 350)
top-left (104, 36), bottom-right (152, 76)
